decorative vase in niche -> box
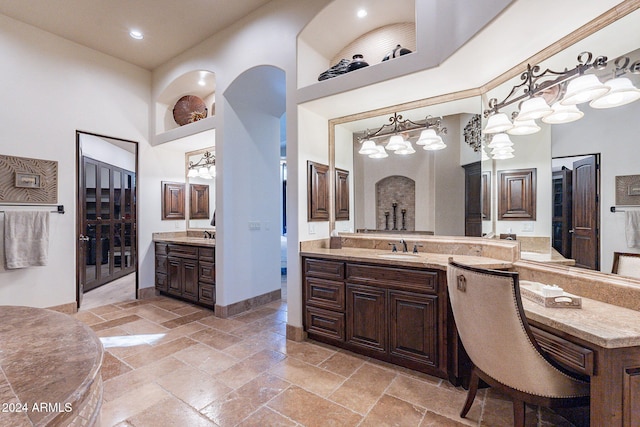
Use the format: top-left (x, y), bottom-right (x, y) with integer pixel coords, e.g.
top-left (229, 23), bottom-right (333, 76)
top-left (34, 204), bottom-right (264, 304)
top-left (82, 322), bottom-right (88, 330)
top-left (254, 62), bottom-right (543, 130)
top-left (382, 44), bottom-right (412, 61)
top-left (347, 54), bottom-right (369, 72)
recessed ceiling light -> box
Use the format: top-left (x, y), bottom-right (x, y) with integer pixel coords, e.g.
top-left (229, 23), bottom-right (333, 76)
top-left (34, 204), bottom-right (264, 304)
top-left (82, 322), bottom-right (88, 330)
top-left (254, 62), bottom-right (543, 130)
top-left (357, 9), bottom-right (367, 18)
top-left (129, 30), bottom-right (143, 40)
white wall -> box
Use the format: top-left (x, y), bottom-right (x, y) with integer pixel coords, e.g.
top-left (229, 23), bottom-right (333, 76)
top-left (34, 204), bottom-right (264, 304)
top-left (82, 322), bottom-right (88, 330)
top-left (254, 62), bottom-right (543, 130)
top-left (552, 100), bottom-right (640, 272)
top-left (0, 14), bottom-right (150, 308)
top-left (493, 126), bottom-right (552, 239)
top-left (434, 115), bottom-right (465, 235)
top-left (80, 134), bottom-right (136, 172)
top-left (334, 124), bottom-right (354, 233)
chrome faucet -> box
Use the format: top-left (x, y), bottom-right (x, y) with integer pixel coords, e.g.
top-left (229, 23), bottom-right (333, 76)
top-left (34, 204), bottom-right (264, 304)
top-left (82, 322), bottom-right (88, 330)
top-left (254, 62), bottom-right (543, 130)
top-left (400, 239), bottom-right (408, 253)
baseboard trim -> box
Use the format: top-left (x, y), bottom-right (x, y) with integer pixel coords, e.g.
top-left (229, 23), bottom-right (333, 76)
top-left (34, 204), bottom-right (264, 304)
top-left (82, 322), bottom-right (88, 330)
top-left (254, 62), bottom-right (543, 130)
top-left (137, 287), bottom-right (157, 300)
top-left (286, 324), bottom-right (305, 342)
top-left (215, 289), bottom-right (281, 318)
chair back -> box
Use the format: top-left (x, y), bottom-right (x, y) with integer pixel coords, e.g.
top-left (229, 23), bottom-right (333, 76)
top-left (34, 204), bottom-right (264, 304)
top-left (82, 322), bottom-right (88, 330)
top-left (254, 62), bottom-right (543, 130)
top-left (612, 252), bottom-right (640, 279)
top-left (447, 260), bottom-right (589, 398)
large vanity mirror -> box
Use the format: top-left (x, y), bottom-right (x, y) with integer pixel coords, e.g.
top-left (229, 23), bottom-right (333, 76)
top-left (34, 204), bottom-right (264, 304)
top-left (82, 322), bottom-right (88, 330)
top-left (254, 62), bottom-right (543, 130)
top-left (331, 96), bottom-right (482, 236)
top-left (186, 147), bottom-right (216, 230)
top-left (482, 7), bottom-right (640, 272)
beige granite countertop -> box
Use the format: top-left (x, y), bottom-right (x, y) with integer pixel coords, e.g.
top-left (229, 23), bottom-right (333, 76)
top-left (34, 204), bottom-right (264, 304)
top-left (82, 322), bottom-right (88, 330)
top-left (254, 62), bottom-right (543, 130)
top-left (153, 232), bottom-right (216, 247)
top-left (520, 248), bottom-right (575, 265)
top-left (300, 247), bottom-right (512, 271)
top-left (522, 291), bottom-right (640, 349)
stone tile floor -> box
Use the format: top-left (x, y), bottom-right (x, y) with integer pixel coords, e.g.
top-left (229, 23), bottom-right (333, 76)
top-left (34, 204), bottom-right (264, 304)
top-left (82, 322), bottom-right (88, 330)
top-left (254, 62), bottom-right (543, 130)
top-left (74, 296), bottom-right (581, 426)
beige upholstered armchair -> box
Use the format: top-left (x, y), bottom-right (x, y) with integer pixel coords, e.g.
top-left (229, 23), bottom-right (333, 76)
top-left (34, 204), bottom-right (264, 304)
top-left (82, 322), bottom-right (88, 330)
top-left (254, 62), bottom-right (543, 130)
top-left (446, 260), bottom-right (589, 426)
top-left (612, 252), bottom-right (640, 279)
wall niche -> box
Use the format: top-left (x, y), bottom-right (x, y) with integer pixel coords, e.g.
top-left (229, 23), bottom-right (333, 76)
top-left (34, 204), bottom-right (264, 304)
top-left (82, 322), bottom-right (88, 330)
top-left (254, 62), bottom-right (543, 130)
top-left (376, 175), bottom-right (415, 231)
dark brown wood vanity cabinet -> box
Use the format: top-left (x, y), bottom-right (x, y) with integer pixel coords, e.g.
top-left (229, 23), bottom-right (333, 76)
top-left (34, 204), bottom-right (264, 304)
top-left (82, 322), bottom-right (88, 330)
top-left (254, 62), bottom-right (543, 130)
top-left (155, 242), bottom-right (215, 308)
top-left (303, 257), bottom-right (448, 379)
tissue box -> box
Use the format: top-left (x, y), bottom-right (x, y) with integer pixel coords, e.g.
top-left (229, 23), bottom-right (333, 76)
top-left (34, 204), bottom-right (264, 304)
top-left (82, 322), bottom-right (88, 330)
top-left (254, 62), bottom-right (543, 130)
top-left (519, 281), bottom-right (582, 309)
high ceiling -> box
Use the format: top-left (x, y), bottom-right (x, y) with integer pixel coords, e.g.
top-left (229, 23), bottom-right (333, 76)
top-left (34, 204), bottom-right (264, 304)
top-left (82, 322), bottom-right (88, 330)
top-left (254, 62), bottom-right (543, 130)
top-left (0, 0), bottom-right (274, 70)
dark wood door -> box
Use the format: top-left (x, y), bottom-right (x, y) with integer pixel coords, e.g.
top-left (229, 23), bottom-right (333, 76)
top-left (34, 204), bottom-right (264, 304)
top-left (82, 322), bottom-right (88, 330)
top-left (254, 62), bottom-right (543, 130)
top-left (389, 290), bottom-right (438, 368)
top-left (571, 156), bottom-right (599, 270)
top-left (346, 284), bottom-right (386, 355)
top-left (463, 162), bottom-right (482, 236)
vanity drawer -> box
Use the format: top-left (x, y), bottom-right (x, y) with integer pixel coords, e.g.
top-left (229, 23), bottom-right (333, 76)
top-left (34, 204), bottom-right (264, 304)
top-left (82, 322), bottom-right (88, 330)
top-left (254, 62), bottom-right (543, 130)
top-left (199, 247), bottom-right (215, 262)
top-left (155, 273), bottom-right (167, 292)
top-left (530, 326), bottom-right (594, 376)
top-left (199, 261), bottom-right (215, 283)
top-left (305, 277), bottom-right (345, 311)
top-left (306, 306), bottom-right (345, 342)
top-left (155, 255), bottom-right (167, 274)
top-left (168, 244), bottom-right (198, 259)
top-left (346, 263), bottom-right (437, 294)
top-left (304, 258), bottom-right (345, 280)
top-left (155, 242), bottom-right (168, 255)
top-left (199, 284), bottom-right (215, 305)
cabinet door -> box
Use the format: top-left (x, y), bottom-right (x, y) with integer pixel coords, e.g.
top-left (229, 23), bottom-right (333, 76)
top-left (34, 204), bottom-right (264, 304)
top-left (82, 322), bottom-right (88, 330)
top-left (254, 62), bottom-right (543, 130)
top-left (389, 291), bottom-right (439, 368)
top-left (167, 257), bottom-right (182, 296)
top-left (182, 259), bottom-right (199, 301)
top-left (346, 284), bottom-right (386, 355)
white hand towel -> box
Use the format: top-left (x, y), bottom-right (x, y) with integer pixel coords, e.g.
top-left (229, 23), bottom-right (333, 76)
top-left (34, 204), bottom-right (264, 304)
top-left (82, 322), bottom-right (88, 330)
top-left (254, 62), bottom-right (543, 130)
top-left (4, 210), bottom-right (50, 269)
top-left (625, 210), bottom-right (640, 249)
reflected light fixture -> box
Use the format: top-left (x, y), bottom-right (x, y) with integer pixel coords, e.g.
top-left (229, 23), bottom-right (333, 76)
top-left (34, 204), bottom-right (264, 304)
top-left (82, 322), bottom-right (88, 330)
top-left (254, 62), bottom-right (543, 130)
top-left (542, 102), bottom-right (584, 124)
top-left (516, 97), bottom-right (552, 121)
top-left (561, 73), bottom-right (609, 105)
top-left (356, 112), bottom-right (448, 158)
top-left (507, 119), bottom-right (540, 135)
top-left (188, 151), bottom-right (216, 179)
top-left (482, 50), bottom-right (640, 160)
top-left (589, 76), bottom-right (640, 109)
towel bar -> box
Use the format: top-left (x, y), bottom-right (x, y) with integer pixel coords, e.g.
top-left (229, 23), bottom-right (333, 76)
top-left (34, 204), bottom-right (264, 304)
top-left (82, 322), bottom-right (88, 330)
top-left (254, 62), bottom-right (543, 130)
top-left (0, 204), bottom-right (64, 214)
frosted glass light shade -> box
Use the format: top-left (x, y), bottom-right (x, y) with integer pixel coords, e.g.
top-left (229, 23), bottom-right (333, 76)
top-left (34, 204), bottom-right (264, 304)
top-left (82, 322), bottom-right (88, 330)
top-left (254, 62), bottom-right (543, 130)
top-left (209, 166), bottom-right (216, 177)
top-left (483, 112), bottom-right (513, 133)
top-left (369, 145), bottom-right (388, 158)
top-left (187, 168), bottom-right (198, 178)
top-left (487, 133), bottom-right (513, 149)
top-left (491, 146), bottom-right (514, 155)
top-left (561, 74), bottom-right (609, 105)
top-left (358, 139), bottom-right (378, 155)
top-left (416, 129), bottom-right (439, 145)
top-left (507, 119), bottom-right (540, 135)
top-left (386, 134), bottom-right (405, 151)
top-left (423, 136), bottom-right (446, 150)
top-left (516, 97), bottom-right (552, 121)
top-left (493, 151), bottom-right (515, 160)
top-left (589, 77), bottom-right (640, 109)
top-left (543, 102), bottom-right (584, 124)
top-left (395, 140), bottom-right (415, 155)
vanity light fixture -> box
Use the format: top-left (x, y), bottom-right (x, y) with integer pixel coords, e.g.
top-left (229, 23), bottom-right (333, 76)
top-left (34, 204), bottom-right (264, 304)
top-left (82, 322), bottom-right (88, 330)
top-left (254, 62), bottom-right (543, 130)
top-left (542, 102), bottom-right (584, 124)
top-left (356, 112), bottom-right (448, 158)
top-left (589, 76), bottom-right (640, 108)
top-left (188, 150), bottom-right (216, 179)
top-left (483, 51), bottom-right (640, 138)
top-left (507, 119), bottom-right (540, 135)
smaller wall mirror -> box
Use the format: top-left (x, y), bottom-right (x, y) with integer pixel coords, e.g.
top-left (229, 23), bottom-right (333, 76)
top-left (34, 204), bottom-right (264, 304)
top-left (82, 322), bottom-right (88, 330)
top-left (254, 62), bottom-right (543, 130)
top-left (186, 147), bottom-right (216, 229)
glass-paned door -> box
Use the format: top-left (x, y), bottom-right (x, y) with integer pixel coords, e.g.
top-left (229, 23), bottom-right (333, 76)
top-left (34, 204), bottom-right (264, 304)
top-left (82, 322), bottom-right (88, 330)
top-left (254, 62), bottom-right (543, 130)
top-left (82, 157), bottom-right (136, 292)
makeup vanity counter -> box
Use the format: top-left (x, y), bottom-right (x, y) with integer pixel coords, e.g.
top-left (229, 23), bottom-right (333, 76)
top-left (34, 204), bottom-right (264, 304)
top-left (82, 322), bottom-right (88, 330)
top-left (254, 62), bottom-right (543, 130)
top-left (0, 306), bottom-right (103, 426)
top-left (152, 231), bottom-right (216, 247)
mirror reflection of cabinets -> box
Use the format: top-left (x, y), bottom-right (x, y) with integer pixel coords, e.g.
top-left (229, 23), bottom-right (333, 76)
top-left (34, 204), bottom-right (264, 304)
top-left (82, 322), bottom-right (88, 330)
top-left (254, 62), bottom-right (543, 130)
top-left (185, 147), bottom-right (216, 230)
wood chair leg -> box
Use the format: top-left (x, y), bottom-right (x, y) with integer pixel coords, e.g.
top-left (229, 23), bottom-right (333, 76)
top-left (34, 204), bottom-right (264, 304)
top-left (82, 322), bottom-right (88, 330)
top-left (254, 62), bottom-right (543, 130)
top-left (512, 399), bottom-right (525, 427)
top-left (461, 368), bottom-right (480, 418)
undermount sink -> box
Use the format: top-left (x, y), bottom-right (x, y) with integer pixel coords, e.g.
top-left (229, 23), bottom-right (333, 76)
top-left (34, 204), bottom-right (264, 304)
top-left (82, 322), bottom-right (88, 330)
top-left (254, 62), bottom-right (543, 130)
top-left (377, 253), bottom-right (421, 260)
